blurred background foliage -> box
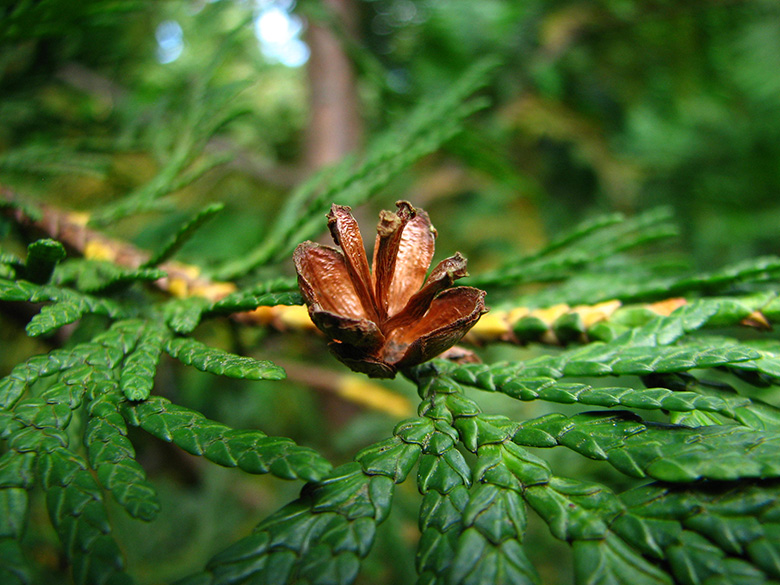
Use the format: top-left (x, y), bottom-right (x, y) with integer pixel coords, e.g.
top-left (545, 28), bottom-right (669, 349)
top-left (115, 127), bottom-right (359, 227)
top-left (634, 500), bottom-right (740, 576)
top-left (2, 0), bottom-right (780, 583)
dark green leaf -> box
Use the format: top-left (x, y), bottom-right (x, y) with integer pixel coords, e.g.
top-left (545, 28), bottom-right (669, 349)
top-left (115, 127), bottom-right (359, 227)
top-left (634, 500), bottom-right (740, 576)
top-left (516, 412), bottom-right (780, 481)
top-left (119, 322), bottom-right (166, 401)
top-left (39, 448), bottom-right (129, 585)
top-left (24, 239), bottom-right (65, 284)
top-left (165, 336), bottom-right (285, 380)
top-left (122, 396), bottom-right (331, 482)
top-left (192, 463), bottom-right (391, 585)
top-left (85, 394), bottom-right (160, 521)
top-left (573, 534), bottom-right (673, 585)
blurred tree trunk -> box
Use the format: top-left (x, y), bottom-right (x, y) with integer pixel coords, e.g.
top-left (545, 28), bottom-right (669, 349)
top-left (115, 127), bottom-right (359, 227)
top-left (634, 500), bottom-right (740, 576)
top-left (304, 0), bottom-right (363, 171)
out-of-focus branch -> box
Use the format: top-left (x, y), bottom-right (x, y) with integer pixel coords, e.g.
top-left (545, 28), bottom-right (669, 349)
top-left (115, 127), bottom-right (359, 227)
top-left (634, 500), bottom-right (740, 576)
top-left (56, 62), bottom-right (304, 190)
top-left (1, 184), bottom-right (236, 301)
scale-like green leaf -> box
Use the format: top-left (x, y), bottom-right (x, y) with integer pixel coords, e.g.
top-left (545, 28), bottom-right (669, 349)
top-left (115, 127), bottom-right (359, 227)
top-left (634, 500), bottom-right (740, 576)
top-left (119, 323), bottom-right (167, 401)
top-left (121, 396), bottom-right (331, 482)
top-left (458, 375), bottom-right (750, 417)
top-left (446, 484), bottom-right (539, 585)
top-left (515, 411), bottom-right (780, 481)
top-left (521, 478), bottom-right (672, 584)
top-left (0, 487), bottom-right (28, 540)
top-left (208, 290), bottom-right (302, 315)
top-left (0, 251), bottom-right (21, 279)
top-left (165, 336), bottom-right (285, 380)
top-left (0, 451), bottom-right (36, 489)
top-left (413, 373), bottom-right (544, 585)
top-left (726, 341), bottom-right (780, 384)
top-left (39, 447), bottom-right (130, 585)
top-left (85, 394), bottom-right (160, 521)
top-left (0, 485), bottom-right (32, 585)
top-left (613, 481), bottom-right (780, 583)
top-left (355, 436), bottom-right (422, 484)
top-left (24, 239), bottom-right (66, 284)
top-left (185, 463), bottom-right (391, 585)
top-left (163, 297), bottom-right (210, 333)
top-left (415, 383), bottom-right (473, 584)
top-left (25, 300), bottom-right (85, 337)
top-left (0, 278), bottom-right (65, 303)
top-left (448, 340), bottom-right (758, 392)
top-left (0, 277), bottom-right (125, 337)
top-left (54, 259), bottom-right (165, 293)
top-left (25, 296), bottom-right (122, 337)
top-left (573, 534), bottom-right (673, 585)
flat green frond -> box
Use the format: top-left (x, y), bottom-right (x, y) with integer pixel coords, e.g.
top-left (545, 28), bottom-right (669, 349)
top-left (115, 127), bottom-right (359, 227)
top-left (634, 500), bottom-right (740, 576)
top-left (0, 485), bottom-right (32, 585)
top-left (0, 144), bottom-right (110, 179)
top-left (0, 349), bottom-right (82, 409)
top-left (207, 289), bottom-right (302, 316)
top-left (0, 278), bottom-right (65, 303)
top-left (23, 239), bottom-right (66, 284)
top-left (164, 336), bottom-right (285, 380)
top-left (726, 340), bottom-right (780, 384)
top-left (163, 297), bottom-right (211, 333)
top-left (25, 294), bottom-right (124, 337)
top-left (447, 342), bottom-right (757, 388)
top-left (734, 400), bottom-right (780, 431)
top-left (89, 74), bottom-right (249, 227)
top-left (143, 202), bottom-right (225, 268)
top-left (446, 486), bottom-right (538, 585)
top-left (647, 374), bottom-right (780, 431)
top-left (585, 293), bottom-right (775, 348)
top-left (514, 411), bottom-right (780, 482)
top-left (471, 205), bottom-right (780, 299)
top-left (412, 373), bottom-right (544, 585)
top-left (119, 322), bottom-right (168, 401)
top-left (0, 277), bottom-right (126, 337)
top-left (412, 379), bottom-right (474, 584)
top-left (185, 462), bottom-right (391, 585)
top-left (524, 475), bottom-right (776, 584)
top-left (39, 447), bottom-right (130, 585)
top-left (85, 394), bottom-right (160, 521)
top-left (613, 481), bottom-right (780, 583)
top-left (187, 417), bottom-right (428, 584)
top-left (462, 375), bottom-right (749, 417)
top-left (515, 256), bottom-right (780, 308)
top-left (12, 395), bottom-right (75, 432)
top-left (573, 534), bottom-right (674, 585)
top-left (523, 478), bottom-right (672, 585)
top-left (121, 396), bottom-right (331, 482)
top-left (668, 255), bottom-right (780, 294)
top-left (0, 450), bottom-right (36, 490)
top-left (0, 250), bottom-right (22, 279)
top-left (524, 477), bottom-right (622, 543)
top-left (24, 300), bottom-right (86, 338)
top-left (355, 436), bottom-right (423, 484)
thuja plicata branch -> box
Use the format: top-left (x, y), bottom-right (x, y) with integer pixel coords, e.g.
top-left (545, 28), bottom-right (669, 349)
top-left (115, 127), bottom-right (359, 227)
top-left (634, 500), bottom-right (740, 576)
top-left (3, 186), bottom-right (775, 349)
